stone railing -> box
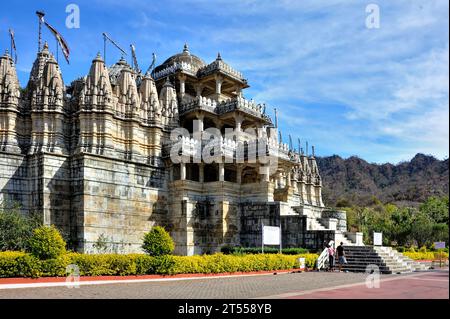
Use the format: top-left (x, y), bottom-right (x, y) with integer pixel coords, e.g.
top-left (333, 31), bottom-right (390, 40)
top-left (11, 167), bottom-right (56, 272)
top-left (163, 136), bottom-right (237, 160)
top-left (203, 137), bottom-right (237, 159)
top-left (179, 96), bottom-right (217, 115)
top-left (197, 60), bottom-right (245, 81)
top-left (215, 96), bottom-right (265, 119)
top-left (162, 134), bottom-right (317, 165)
top-left (243, 137), bottom-right (290, 161)
top-left (163, 136), bottom-right (200, 158)
top-left (179, 96), bottom-right (272, 123)
top-left (266, 138), bottom-right (290, 160)
top-left (152, 61), bottom-right (197, 80)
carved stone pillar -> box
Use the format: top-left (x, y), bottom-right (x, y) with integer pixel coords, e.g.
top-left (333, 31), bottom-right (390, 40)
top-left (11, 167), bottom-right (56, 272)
top-left (233, 113), bottom-right (244, 132)
top-left (180, 163), bottom-right (186, 180)
top-left (262, 165), bottom-right (270, 182)
top-left (236, 165), bottom-right (242, 184)
top-left (178, 74), bottom-right (187, 97)
top-left (195, 112), bottom-right (204, 132)
top-left (199, 163), bottom-right (204, 183)
top-left (214, 74), bottom-right (223, 95)
top-left (235, 85), bottom-right (242, 97)
top-left (219, 163), bottom-right (225, 182)
top-left (195, 83), bottom-right (204, 97)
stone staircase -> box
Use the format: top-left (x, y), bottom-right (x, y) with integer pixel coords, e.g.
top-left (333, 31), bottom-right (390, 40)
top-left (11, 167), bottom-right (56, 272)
top-left (373, 246), bottom-right (428, 272)
top-left (313, 218), bottom-right (356, 246)
top-left (331, 246), bottom-right (428, 274)
top-left (334, 231), bottom-right (354, 246)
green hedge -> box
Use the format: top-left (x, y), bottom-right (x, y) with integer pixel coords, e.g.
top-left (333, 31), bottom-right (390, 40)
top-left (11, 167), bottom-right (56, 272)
top-left (0, 251), bottom-right (318, 278)
top-left (221, 246), bottom-right (310, 255)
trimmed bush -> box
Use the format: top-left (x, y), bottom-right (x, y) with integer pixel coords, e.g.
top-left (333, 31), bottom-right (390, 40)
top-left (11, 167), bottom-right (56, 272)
top-left (142, 226), bottom-right (175, 256)
top-left (407, 246), bottom-right (416, 253)
top-left (170, 253), bottom-right (318, 275)
top-left (0, 251), bottom-right (319, 278)
top-left (28, 226), bottom-right (66, 260)
top-left (0, 251), bottom-right (42, 278)
top-left (403, 251), bottom-right (449, 260)
top-left (67, 253), bottom-right (141, 276)
top-left (149, 255), bottom-right (176, 274)
top-left (39, 255), bottom-right (70, 277)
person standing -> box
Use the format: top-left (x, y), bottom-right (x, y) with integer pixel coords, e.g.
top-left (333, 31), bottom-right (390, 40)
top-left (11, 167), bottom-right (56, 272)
top-left (327, 244), bottom-right (335, 272)
top-left (337, 242), bottom-right (347, 272)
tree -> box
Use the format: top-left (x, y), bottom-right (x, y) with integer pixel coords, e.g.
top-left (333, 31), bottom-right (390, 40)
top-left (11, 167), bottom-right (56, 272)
top-left (142, 226), bottom-right (175, 256)
top-left (410, 210), bottom-right (434, 247)
top-left (390, 207), bottom-right (414, 246)
top-left (0, 202), bottom-right (42, 251)
top-left (420, 196), bottom-right (449, 225)
top-left (431, 223), bottom-right (449, 244)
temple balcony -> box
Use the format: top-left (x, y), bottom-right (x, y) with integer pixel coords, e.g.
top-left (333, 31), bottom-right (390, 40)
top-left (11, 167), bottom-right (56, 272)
top-left (162, 134), bottom-right (305, 167)
top-left (197, 59), bottom-right (246, 84)
top-left (179, 95), bottom-right (272, 124)
top-left (179, 96), bottom-right (217, 116)
top-left (152, 61), bottom-right (197, 81)
top-left (162, 136), bottom-right (237, 161)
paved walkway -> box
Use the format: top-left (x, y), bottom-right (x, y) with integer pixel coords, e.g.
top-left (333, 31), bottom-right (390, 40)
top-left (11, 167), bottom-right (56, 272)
top-left (261, 269), bottom-right (449, 299)
top-left (0, 269), bottom-right (447, 299)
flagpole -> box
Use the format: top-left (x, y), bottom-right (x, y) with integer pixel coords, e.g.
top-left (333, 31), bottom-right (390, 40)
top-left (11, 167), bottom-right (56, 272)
top-left (103, 34), bottom-right (107, 64)
top-left (36, 11), bottom-right (45, 52)
top-left (56, 37), bottom-right (59, 63)
top-left (10, 31), bottom-right (12, 61)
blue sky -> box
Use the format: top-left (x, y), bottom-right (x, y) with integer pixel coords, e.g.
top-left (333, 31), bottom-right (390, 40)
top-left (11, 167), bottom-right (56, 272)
top-left (1, 0), bottom-right (448, 164)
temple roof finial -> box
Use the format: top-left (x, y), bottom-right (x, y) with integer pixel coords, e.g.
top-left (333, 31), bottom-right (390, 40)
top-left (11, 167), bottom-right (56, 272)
top-left (43, 41), bottom-right (49, 51)
top-left (183, 43), bottom-right (189, 53)
top-left (216, 52), bottom-right (222, 60)
top-left (93, 52), bottom-right (104, 62)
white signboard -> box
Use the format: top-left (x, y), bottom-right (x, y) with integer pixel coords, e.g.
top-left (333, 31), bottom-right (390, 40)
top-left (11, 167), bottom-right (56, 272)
top-left (298, 257), bottom-right (305, 271)
top-left (434, 242), bottom-right (446, 249)
top-left (373, 232), bottom-right (383, 246)
top-left (263, 226), bottom-right (280, 245)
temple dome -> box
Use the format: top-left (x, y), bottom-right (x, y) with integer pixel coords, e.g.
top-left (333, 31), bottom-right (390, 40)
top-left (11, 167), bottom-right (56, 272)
top-left (155, 44), bottom-right (206, 74)
top-left (108, 57), bottom-right (132, 86)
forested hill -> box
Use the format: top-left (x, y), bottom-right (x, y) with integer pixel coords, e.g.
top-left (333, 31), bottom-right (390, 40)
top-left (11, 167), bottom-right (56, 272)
top-left (316, 153), bottom-right (449, 207)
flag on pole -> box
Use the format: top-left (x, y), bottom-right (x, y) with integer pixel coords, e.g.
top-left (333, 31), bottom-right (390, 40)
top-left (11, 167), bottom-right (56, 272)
top-left (43, 19), bottom-right (70, 64)
top-left (146, 52), bottom-right (157, 75)
top-left (8, 28), bottom-right (17, 64)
